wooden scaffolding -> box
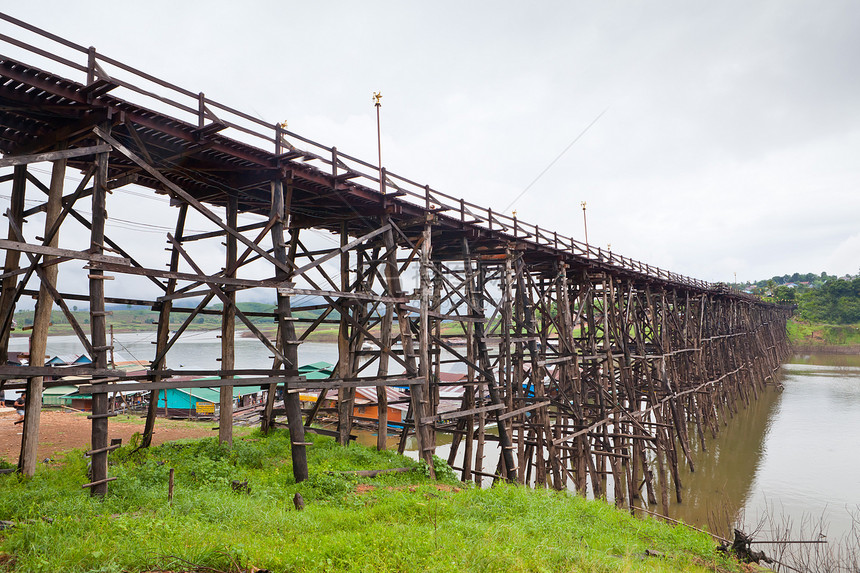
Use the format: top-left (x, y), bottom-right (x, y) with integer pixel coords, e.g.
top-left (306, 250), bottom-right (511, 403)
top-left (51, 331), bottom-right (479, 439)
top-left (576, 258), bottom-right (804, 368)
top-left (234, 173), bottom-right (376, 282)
top-left (0, 14), bottom-right (791, 509)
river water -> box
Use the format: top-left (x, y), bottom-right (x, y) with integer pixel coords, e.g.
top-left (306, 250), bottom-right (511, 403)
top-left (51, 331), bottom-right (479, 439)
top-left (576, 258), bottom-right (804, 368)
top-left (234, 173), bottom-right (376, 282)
top-left (682, 353), bottom-right (860, 546)
top-left (9, 333), bottom-right (860, 545)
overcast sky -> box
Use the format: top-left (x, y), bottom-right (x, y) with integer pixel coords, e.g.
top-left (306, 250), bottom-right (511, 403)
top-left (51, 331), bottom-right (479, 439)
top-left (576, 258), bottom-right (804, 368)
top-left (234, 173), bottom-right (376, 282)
top-left (3, 1), bottom-right (860, 298)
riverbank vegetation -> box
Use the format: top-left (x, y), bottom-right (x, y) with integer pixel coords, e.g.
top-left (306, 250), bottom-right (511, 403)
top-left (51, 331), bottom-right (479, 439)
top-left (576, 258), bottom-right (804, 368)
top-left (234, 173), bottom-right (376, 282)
top-left (786, 320), bottom-right (860, 347)
top-left (732, 273), bottom-right (860, 349)
top-left (0, 430), bottom-right (745, 573)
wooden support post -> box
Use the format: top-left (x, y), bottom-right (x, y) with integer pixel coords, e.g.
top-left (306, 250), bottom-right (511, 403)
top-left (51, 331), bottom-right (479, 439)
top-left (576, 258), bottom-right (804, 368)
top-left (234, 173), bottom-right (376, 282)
top-left (0, 165), bottom-right (26, 358)
top-left (336, 223), bottom-right (355, 446)
top-left (462, 318), bottom-right (475, 481)
top-left (430, 269), bottom-right (442, 449)
top-left (466, 244), bottom-right (517, 482)
top-left (375, 218), bottom-right (398, 451)
top-left (219, 195), bottom-right (238, 445)
top-left (143, 204), bottom-right (188, 448)
top-left (89, 128), bottom-right (110, 496)
top-left (412, 219), bottom-right (435, 475)
top-left (393, 242), bottom-right (421, 457)
top-left (19, 147), bottom-right (65, 476)
top-left (271, 177), bottom-right (307, 482)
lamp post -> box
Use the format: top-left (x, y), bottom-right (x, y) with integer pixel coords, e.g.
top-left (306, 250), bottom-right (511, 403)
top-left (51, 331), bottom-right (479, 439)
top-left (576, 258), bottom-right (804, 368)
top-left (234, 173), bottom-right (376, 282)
top-left (581, 201), bottom-right (589, 251)
top-left (373, 91), bottom-right (383, 194)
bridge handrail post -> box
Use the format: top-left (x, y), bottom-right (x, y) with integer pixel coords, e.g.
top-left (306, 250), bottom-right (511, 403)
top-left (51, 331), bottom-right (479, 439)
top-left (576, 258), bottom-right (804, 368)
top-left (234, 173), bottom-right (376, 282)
top-left (87, 46), bottom-right (96, 85)
top-left (197, 92), bottom-right (205, 129)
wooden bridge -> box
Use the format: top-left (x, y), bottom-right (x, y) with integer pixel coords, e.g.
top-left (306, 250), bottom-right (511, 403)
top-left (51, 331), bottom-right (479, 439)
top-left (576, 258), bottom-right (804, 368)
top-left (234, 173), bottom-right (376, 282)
top-left (0, 13), bottom-right (791, 511)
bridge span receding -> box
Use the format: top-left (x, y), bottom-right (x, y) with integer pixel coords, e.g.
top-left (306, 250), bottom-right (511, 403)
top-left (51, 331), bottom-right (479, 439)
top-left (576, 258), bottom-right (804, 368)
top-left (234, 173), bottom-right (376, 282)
top-left (0, 12), bottom-right (792, 512)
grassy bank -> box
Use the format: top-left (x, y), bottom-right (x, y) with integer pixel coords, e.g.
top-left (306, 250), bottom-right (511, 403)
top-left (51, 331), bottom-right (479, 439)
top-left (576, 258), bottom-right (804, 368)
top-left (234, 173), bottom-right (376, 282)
top-left (0, 430), bottom-right (744, 573)
top-left (787, 318), bottom-right (860, 348)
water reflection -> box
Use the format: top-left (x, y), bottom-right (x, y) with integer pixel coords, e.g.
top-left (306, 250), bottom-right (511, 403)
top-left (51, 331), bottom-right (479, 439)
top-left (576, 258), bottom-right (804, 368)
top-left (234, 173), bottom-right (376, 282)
top-left (670, 385), bottom-right (782, 535)
top-left (788, 352), bottom-right (860, 369)
top-left (744, 356), bottom-right (860, 542)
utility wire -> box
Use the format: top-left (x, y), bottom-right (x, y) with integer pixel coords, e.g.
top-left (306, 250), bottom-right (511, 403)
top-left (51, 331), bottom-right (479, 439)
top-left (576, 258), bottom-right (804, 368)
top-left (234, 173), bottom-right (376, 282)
top-left (503, 107), bottom-right (608, 214)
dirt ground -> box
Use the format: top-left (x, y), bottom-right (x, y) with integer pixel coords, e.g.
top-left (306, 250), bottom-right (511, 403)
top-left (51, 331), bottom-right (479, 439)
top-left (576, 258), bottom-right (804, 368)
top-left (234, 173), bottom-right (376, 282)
top-left (0, 408), bottom-right (216, 464)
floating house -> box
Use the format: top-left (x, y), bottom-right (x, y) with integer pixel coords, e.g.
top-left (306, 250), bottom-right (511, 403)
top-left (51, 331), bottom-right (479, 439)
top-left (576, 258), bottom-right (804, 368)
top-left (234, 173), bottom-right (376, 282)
top-left (295, 363), bottom-right (467, 426)
top-left (152, 385), bottom-right (260, 416)
top-left (41, 385), bottom-right (79, 407)
top-left (353, 386), bottom-right (410, 424)
top-left (46, 354), bottom-right (92, 366)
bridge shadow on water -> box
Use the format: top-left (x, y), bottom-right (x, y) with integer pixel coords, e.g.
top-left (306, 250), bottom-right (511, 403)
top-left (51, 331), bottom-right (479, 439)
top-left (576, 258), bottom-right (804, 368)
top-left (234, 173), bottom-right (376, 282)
top-left (667, 385), bottom-right (784, 537)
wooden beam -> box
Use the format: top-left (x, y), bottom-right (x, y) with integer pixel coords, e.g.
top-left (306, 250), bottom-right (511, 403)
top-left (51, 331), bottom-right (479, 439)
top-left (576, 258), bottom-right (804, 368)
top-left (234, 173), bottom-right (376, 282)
top-left (78, 376), bottom-right (303, 393)
top-left (0, 239), bottom-right (131, 266)
top-left (90, 259), bottom-right (285, 289)
top-left (0, 144), bottom-right (112, 167)
top-left (497, 399), bottom-right (551, 422)
top-left (421, 402), bottom-right (505, 424)
top-left (93, 127), bottom-right (296, 276)
top-left (292, 224), bottom-right (391, 277)
top-left (278, 286), bottom-right (409, 304)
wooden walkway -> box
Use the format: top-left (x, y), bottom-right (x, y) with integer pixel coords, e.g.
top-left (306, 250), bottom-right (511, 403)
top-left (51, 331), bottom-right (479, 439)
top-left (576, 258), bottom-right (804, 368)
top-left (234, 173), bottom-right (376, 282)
top-left (0, 12), bottom-right (791, 509)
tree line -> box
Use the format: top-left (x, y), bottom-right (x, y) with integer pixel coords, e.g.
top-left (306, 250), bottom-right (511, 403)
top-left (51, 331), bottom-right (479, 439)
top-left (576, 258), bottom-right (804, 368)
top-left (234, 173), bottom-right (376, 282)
top-left (735, 272), bottom-right (860, 324)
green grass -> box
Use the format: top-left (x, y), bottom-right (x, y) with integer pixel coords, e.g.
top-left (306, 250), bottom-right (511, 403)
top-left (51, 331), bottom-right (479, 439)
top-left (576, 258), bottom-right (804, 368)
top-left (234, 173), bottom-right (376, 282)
top-left (1, 431), bottom-right (742, 573)
top-left (787, 318), bottom-right (860, 346)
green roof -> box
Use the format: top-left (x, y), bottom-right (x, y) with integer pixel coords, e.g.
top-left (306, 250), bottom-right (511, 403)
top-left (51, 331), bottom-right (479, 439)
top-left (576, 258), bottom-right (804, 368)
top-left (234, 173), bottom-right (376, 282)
top-left (298, 362), bottom-right (334, 380)
top-left (42, 385), bottom-right (79, 397)
top-left (181, 386), bottom-right (259, 403)
top-left (298, 361), bottom-right (334, 372)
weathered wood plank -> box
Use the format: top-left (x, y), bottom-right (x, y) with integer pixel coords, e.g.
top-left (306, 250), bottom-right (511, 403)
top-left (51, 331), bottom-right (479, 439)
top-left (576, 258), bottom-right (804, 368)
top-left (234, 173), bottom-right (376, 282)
top-left (278, 285), bottom-right (410, 304)
top-left (0, 144), bottom-right (112, 167)
top-left (421, 402), bottom-right (505, 424)
top-left (496, 399), bottom-right (551, 422)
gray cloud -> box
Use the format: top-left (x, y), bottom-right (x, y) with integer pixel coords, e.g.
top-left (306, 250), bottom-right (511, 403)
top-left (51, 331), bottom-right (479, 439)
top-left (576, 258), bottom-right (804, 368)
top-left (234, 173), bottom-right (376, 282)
top-left (2, 0), bottom-right (859, 295)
